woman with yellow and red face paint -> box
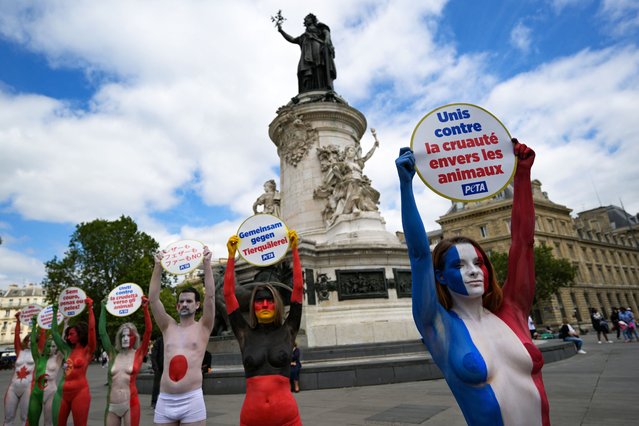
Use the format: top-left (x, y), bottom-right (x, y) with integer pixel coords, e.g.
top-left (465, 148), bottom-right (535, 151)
top-left (99, 296), bottom-right (152, 426)
top-left (51, 297), bottom-right (96, 426)
top-left (224, 229), bottom-right (303, 426)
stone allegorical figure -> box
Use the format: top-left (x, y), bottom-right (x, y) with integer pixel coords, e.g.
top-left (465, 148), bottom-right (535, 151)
top-left (277, 13), bottom-right (336, 94)
top-left (252, 179), bottom-right (281, 218)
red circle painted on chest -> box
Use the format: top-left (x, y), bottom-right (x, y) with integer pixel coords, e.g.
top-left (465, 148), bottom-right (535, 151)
top-left (168, 355), bottom-right (188, 382)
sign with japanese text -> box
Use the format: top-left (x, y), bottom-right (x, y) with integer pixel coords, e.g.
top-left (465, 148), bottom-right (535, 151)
top-left (106, 283), bottom-right (144, 317)
top-left (161, 240), bottom-right (205, 275)
top-left (237, 214), bottom-right (289, 266)
top-left (411, 103), bottom-right (516, 201)
top-left (58, 287), bottom-right (87, 318)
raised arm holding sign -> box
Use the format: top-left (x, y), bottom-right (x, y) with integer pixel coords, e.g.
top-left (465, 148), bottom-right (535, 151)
top-left (149, 245), bottom-right (215, 425)
top-left (99, 296), bottom-right (151, 426)
top-left (224, 229), bottom-right (304, 426)
top-left (397, 139), bottom-right (549, 425)
top-left (51, 297), bottom-right (96, 426)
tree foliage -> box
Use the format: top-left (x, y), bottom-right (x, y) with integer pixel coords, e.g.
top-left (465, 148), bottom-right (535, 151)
top-left (42, 216), bottom-right (168, 345)
top-left (489, 244), bottom-right (576, 303)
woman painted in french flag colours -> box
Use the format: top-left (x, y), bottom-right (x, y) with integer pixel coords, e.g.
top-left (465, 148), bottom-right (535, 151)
top-left (396, 139), bottom-right (549, 426)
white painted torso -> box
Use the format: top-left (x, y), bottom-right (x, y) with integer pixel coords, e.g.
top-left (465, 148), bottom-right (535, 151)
top-left (454, 308), bottom-right (542, 426)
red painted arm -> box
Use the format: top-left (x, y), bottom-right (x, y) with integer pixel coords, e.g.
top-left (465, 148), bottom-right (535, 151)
top-left (224, 236), bottom-right (240, 314)
top-left (14, 313), bottom-right (22, 356)
top-left (38, 327), bottom-right (46, 352)
top-left (139, 297), bottom-right (152, 356)
top-left (504, 140), bottom-right (536, 313)
top-left (86, 297), bottom-right (97, 353)
top-left (289, 230), bottom-right (303, 304)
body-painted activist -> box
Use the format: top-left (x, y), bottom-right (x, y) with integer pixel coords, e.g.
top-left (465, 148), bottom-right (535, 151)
top-left (149, 246), bottom-right (215, 426)
top-left (51, 298), bottom-right (96, 426)
top-left (27, 319), bottom-right (49, 426)
top-left (99, 296), bottom-right (152, 426)
top-left (29, 318), bottom-right (64, 426)
top-left (224, 229), bottom-right (303, 426)
top-left (3, 312), bottom-right (34, 426)
top-left (396, 140), bottom-right (549, 426)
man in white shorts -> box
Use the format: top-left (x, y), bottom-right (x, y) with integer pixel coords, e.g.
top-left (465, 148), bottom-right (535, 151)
top-left (149, 247), bottom-right (215, 426)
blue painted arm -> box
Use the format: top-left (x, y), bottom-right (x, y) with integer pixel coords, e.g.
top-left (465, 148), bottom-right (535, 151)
top-left (396, 148), bottom-right (439, 333)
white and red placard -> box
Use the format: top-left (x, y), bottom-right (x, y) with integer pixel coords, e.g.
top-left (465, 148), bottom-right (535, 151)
top-left (106, 283), bottom-right (144, 317)
top-left (37, 305), bottom-right (65, 330)
top-left (410, 103), bottom-right (516, 201)
top-left (237, 214), bottom-right (289, 266)
top-left (161, 240), bottom-right (205, 275)
top-left (19, 304), bottom-right (42, 325)
top-left (58, 287), bottom-right (87, 318)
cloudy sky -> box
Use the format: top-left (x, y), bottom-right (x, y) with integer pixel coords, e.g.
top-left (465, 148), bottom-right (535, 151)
top-left (1, 0), bottom-right (638, 290)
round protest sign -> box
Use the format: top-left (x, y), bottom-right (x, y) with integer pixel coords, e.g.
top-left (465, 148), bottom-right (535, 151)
top-left (37, 305), bottom-right (65, 330)
top-left (106, 283), bottom-right (144, 317)
top-left (19, 304), bottom-right (42, 325)
top-left (161, 240), bottom-right (205, 275)
top-left (410, 103), bottom-right (516, 201)
top-left (58, 287), bottom-right (87, 318)
top-left (237, 214), bottom-right (289, 266)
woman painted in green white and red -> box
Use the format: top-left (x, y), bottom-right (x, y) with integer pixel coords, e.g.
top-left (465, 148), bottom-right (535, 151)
top-left (99, 296), bottom-right (151, 426)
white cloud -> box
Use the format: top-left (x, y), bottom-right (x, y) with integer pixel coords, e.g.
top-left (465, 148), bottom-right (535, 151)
top-left (510, 22), bottom-right (533, 53)
top-left (0, 246), bottom-right (45, 288)
top-left (0, 0), bottom-right (638, 289)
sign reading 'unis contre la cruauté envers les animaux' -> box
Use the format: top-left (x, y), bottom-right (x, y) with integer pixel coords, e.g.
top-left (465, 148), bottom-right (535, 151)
top-left (411, 103), bottom-right (517, 201)
top-left (237, 214), bottom-right (289, 267)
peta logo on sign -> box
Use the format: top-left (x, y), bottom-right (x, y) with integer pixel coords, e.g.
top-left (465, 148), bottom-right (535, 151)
top-left (179, 263), bottom-right (191, 271)
top-left (261, 252), bottom-right (275, 262)
top-left (462, 181), bottom-right (488, 196)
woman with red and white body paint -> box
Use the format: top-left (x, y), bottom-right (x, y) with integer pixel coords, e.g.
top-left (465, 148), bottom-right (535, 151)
top-left (3, 312), bottom-right (34, 426)
top-left (396, 140), bottom-right (549, 425)
top-left (224, 229), bottom-right (303, 426)
top-left (99, 296), bottom-right (152, 426)
top-left (51, 297), bottom-right (96, 426)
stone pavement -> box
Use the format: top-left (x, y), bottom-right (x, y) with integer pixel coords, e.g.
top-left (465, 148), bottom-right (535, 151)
top-left (2, 333), bottom-right (637, 425)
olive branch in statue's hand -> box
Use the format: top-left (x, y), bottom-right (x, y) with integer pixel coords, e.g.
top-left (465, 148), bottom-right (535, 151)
top-left (271, 10), bottom-right (286, 28)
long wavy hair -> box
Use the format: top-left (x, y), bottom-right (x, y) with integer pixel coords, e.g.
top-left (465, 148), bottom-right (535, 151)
top-left (432, 236), bottom-right (503, 312)
top-left (248, 283), bottom-right (285, 329)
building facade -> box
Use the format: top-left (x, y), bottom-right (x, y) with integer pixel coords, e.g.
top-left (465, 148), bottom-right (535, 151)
top-left (0, 284), bottom-right (47, 346)
top-left (435, 180), bottom-right (639, 329)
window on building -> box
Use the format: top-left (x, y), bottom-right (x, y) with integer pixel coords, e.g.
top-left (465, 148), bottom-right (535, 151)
top-left (4, 310), bottom-right (9, 318)
top-left (479, 225), bottom-right (488, 238)
top-left (570, 292), bottom-right (582, 321)
top-left (547, 218), bottom-right (555, 232)
top-left (504, 219), bottom-right (511, 234)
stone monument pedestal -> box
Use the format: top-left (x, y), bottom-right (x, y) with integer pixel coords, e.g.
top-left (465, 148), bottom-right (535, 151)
top-left (235, 93), bottom-right (419, 348)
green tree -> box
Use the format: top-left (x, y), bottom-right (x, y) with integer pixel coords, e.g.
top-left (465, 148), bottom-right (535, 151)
top-left (489, 244), bottom-right (576, 303)
top-left (42, 215), bottom-right (168, 344)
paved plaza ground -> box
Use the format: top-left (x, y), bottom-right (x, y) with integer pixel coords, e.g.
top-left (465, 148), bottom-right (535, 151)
top-left (2, 333), bottom-right (637, 425)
